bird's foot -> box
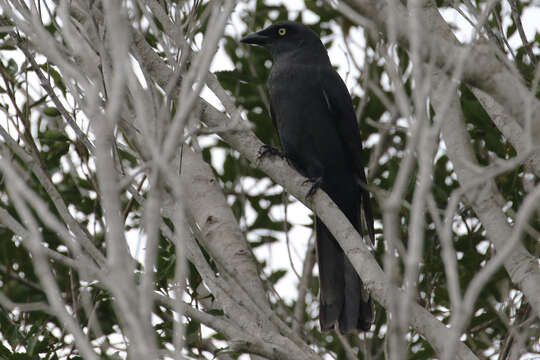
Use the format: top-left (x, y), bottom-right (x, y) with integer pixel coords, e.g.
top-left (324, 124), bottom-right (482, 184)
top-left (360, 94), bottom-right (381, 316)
top-left (257, 144), bottom-right (284, 160)
top-left (303, 176), bottom-right (323, 199)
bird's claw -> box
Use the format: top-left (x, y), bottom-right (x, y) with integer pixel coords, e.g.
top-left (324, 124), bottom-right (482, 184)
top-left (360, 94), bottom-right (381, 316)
top-left (303, 176), bottom-right (323, 199)
top-left (257, 144), bottom-right (284, 160)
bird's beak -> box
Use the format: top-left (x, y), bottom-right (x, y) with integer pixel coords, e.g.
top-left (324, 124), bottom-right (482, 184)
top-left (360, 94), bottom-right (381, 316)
top-left (240, 31), bottom-right (269, 46)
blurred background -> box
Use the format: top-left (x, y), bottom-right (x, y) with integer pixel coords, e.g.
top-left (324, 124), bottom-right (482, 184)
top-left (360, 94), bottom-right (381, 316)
top-left (0, 0), bottom-right (539, 359)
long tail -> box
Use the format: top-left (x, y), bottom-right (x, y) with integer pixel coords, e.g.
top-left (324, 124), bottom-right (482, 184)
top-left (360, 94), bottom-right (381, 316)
top-left (316, 217), bottom-right (373, 333)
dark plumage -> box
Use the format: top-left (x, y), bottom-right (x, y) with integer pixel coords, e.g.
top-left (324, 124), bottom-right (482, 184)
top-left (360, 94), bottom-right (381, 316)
top-left (241, 21), bottom-right (375, 333)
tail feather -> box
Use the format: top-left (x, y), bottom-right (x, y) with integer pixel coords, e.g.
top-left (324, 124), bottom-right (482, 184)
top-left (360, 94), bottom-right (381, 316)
top-left (339, 255), bottom-right (361, 331)
top-left (316, 218), bottom-right (373, 333)
top-left (316, 218), bottom-right (344, 332)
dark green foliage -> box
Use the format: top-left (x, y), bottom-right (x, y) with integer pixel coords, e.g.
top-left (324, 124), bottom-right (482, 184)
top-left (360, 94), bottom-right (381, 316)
top-left (1, 0), bottom-right (539, 359)
top-left (206, 1), bottom-right (539, 358)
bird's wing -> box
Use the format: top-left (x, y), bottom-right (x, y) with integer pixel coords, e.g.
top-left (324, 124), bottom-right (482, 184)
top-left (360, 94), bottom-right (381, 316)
top-left (269, 101), bottom-right (279, 137)
top-left (319, 67), bottom-right (375, 243)
top-left (268, 100), bottom-right (285, 152)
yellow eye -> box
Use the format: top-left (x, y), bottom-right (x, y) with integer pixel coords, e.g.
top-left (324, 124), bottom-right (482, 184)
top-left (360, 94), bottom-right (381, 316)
top-left (278, 28), bottom-right (286, 36)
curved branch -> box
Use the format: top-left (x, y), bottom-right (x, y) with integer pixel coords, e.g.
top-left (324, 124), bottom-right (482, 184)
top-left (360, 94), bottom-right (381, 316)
top-left (431, 72), bottom-right (540, 321)
top-left (343, 0), bottom-right (540, 144)
top-left (198, 99), bottom-right (479, 360)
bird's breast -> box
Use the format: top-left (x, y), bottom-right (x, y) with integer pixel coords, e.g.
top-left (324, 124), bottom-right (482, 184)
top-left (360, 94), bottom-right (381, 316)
top-left (268, 67), bottom-right (328, 120)
top-left (268, 64), bottom-right (349, 170)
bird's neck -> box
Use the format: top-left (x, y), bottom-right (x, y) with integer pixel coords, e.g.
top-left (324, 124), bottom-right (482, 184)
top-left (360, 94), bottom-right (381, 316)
top-left (274, 46), bottom-right (331, 66)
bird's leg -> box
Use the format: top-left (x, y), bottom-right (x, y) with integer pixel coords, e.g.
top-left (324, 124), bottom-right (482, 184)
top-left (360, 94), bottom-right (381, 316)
top-left (257, 144), bottom-right (285, 160)
top-left (303, 176), bottom-right (323, 199)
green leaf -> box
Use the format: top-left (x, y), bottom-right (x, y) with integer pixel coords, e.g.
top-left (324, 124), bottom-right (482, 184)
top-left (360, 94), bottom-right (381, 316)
top-left (267, 269), bottom-right (287, 284)
top-left (6, 58), bottom-right (17, 74)
top-left (0, 344), bottom-right (12, 358)
top-left (39, 129), bottom-right (69, 142)
top-left (9, 354), bottom-right (32, 360)
top-left (118, 149), bottom-right (137, 166)
top-left (43, 107), bottom-right (61, 117)
top-left (506, 23), bottom-right (516, 38)
top-left (44, 65), bottom-right (67, 95)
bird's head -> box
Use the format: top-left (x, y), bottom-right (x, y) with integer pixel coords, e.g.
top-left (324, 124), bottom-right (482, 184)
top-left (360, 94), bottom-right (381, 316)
top-left (241, 21), bottom-right (328, 62)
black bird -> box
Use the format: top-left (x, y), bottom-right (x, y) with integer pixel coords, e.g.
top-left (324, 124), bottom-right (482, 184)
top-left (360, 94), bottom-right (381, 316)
top-left (241, 21), bottom-right (375, 333)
